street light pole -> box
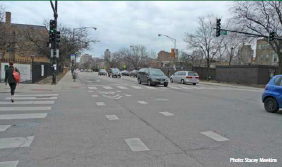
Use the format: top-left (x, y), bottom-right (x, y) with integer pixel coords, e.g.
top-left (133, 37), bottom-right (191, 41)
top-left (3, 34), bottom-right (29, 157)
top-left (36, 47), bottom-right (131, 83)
top-left (158, 34), bottom-right (177, 68)
top-left (50, 0), bottom-right (58, 84)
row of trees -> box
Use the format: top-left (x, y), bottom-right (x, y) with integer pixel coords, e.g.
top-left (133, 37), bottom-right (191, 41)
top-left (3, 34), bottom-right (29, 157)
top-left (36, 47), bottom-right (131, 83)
top-left (104, 45), bottom-right (156, 70)
top-left (0, 4), bottom-right (98, 68)
top-left (182, 1), bottom-right (282, 73)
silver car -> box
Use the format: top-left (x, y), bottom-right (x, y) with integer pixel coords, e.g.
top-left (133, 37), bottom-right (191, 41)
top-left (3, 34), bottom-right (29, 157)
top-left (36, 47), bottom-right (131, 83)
top-left (170, 71), bottom-right (199, 85)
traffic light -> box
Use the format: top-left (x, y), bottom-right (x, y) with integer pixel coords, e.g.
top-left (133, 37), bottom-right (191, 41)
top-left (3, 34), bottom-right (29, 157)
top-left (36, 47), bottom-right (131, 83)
top-left (49, 20), bottom-right (56, 42)
top-left (216, 19), bottom-right (221, 37)
top-left (56, 31), bottom-right (60, 47)
top-left (269, 31), bottom-right (275, 41)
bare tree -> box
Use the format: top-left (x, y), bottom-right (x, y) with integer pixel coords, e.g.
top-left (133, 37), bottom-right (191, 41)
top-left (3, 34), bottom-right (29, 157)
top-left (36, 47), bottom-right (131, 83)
top-left (231, 1), bottom-right (282, 72)
top-left (120, 45), bottom-right (149, 69)
top-left (184, 15), bottom-right (220, 79)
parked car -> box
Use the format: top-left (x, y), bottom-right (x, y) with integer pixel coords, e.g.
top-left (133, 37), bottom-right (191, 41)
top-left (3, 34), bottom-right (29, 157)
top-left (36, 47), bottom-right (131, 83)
top-left (98, 69), bottom-right (107, 76)
top-left (121, 70), bottom-right (129, 76)
top-left (262, 75), bottom-right (282, 113)
top-left (108, 68), bottom-right (121, 78)
top-left (129, 70), bottom-right (138, 77)
top-left (137, 68), bottom-right (169, 87)
top-left (170, 71), bottom-right (199, 85)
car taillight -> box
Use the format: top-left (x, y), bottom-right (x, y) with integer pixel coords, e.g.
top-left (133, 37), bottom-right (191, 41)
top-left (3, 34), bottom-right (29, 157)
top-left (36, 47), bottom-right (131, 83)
top-left (195, 77), bottom-right (199, 79)
top-left (186, 76), bottom-right (192, 79)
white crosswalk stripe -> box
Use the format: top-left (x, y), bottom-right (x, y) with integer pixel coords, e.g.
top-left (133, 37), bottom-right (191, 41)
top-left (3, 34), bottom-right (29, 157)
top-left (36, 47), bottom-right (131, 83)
top-left (170, 86), bottom-right (180, 89)
top-left (103, 86), bottom-right (113, 89)
top-left (88, 87), bottom-right (97, 90)
top-left (5, 97), bottom-right (57, 100)
top-left (0, 113), bottom-right (47, 120)
top-left (144, 86), bottom-right (157, 89)
top-left (15, 94), bottom-right (58, 97)
top-left (0, 136), bottom-right (34, 149)
top-left (0, 161), bottom-right (19, 167)
top-left (131, 86), bottom-right (142, 89)
top-left (0, 125), bottom-right (11, 132)
top-left (0, 101), bottom-right (54, 105)
top-left (0, 107), bottom-right (51, 111)
top-left (117, 86), bottom-right (128, 89)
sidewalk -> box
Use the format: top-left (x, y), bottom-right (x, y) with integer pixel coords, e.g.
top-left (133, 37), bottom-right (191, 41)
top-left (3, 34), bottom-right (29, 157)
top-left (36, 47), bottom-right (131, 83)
top-left (200, 80), bottom-right (264, 90)
top-left (0, 71), bottom-right (84, 93)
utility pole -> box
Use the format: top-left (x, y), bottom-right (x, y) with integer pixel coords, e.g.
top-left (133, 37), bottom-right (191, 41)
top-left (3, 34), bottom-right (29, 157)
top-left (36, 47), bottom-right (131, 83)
top-left (50, 0), bottom-right (58, 84)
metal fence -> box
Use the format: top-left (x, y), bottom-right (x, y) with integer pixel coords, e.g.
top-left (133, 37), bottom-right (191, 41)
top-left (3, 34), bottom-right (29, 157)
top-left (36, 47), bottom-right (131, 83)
top-left (32, 62), bottom-right (52, 83)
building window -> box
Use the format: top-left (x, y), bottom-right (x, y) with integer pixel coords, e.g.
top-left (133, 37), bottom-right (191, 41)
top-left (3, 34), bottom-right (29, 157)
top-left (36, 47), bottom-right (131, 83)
top-left (273, 54), bottom-right (278, 62)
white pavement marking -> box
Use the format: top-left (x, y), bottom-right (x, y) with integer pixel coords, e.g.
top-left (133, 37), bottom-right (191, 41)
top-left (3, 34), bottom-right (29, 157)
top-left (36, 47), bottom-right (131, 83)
top-left (131, 86), bottom-right (142, 89)
top-left (116, 91), bottom-right (122, 92)
top-left (15, 94), bottom-right (58, 97)
top-left (0, 161), bottom-right (19, 167)
top-left (156, 98), bottom-right (169, 101)
top-left (5, 97), bottom-right (57, 100)
top-left (103, 86), bottom-right (113, 89)
top-left (144, 86), bottom-right (157, 89)
top-left (88, 87), bottom-right (97, 90)
top-left (179, 86), bottom-right (194, 89)
top-left (0, 136), bottom-right (34, 149)
top-left (0, 107), bottom-right (51, 111)
top-left (159, 112), bottom-right (174, 116)
top-left (170, 86), bottom-right (180, 89)
top-left (0, 101), bottom-right (54, 105)
top-left (106, 115), bottom-right (119, 120)
top-left (125, 94), bottom-right (132, 97)
top-left (125, 138), bottom-right (149, 151)
top-left (138, 101), bottom-right (148, 104)
top-left (88, 91), bottom-right (94, 92)
top-left (92, 95), bottom-right (98, 97)
top-left (0, 125), bottom-right (11, 132)
top-left (96, 102), bottom-right (105, 106)
top-left (201, 131), bottom-right (229, 142)
top-left (117, 86), bottom-right (128, 89)
top-left (0, 113), bottom-right (47, 120)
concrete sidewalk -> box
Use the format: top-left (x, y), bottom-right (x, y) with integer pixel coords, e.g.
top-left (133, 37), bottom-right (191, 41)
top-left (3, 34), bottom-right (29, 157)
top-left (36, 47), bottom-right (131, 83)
top-left (0, 71), bottom-right (83, 93)
top-left (200, 80), bottom-right (264, 90)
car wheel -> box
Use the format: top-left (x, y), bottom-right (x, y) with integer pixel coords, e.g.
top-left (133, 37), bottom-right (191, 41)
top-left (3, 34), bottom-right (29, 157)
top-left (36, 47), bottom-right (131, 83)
top-left (164, 82), bottom-right (168, 87)
top-left (170, 78), bottom-right (173, 83)
top-left (181, 79), bottom-right (185, 84)
top-left (264, 97), bottom-right (279, 113)
top-left (148, 80), bottom-right (152, 86)
top-left (138, 78), bottom-right (141, 84)
top-left (193, 83), bottom-right (196, 85)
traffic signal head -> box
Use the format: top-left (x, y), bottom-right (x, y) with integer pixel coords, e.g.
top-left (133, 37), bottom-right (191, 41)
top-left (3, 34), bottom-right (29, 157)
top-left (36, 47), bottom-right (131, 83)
top-left (269, 31), bottom-right (275, 41)
top-left (56, 31), bottom-right (60, 46)
top-left (216, 19), bottom-right (221, 37)
top-left (49, 20), bottom-right (56, 42)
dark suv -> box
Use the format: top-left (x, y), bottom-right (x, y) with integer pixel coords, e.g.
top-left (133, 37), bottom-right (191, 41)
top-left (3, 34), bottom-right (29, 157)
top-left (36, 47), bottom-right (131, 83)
top-left (137, 68), bottom-right (169, 87)
top-left (108, 68), bottom-right (121, 78)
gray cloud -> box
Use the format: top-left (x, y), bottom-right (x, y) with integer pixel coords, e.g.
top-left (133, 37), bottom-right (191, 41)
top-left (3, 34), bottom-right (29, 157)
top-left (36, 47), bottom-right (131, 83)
top-left (3, 1), bottom-right (231, 57)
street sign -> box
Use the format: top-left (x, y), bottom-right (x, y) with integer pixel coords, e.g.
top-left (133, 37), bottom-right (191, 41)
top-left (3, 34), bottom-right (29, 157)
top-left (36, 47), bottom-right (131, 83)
top-left (71, 54), bottom-right (75, 60)
top-left (221, 30), bottom-right (227, 35)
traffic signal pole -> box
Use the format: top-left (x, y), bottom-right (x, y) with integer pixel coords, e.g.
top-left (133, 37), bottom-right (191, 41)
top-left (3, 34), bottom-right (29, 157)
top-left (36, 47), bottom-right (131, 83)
top-left (50, 0), bottom-right (58, 84)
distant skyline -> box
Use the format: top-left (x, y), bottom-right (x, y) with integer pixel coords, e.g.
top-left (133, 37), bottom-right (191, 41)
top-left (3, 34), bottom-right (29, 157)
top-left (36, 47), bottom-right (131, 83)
top-left (3, 1), bottom-right (232, 58)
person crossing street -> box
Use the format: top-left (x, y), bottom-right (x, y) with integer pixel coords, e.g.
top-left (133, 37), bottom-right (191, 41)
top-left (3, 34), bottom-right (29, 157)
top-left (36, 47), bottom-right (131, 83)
top-left (5, 61), bottom-right (20, 103)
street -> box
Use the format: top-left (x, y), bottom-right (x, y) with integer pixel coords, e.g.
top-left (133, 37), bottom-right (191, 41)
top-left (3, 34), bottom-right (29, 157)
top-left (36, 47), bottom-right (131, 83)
top-left (0, 71), bottom-right (281, 167)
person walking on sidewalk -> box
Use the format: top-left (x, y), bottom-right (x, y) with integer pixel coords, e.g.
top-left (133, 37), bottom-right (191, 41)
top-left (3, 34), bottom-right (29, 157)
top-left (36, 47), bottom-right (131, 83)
top-left (5, 61), bottom-right (20, 102)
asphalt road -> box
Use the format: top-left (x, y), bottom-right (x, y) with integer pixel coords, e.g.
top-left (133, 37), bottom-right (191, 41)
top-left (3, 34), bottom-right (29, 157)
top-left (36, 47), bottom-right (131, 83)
top-left (1, 71), bottom-right (281, 167)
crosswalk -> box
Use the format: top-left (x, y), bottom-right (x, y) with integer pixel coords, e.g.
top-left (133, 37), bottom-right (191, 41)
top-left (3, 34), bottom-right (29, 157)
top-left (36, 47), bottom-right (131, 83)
top-left (88, 85), bottom-right (262, 92)
top-left (0, 93), bottom-right (58, 166)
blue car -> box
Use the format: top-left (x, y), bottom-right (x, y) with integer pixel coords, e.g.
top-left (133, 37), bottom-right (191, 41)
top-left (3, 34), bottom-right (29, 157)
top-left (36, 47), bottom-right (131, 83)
top-left (262, 75), bottom-right (282, 113)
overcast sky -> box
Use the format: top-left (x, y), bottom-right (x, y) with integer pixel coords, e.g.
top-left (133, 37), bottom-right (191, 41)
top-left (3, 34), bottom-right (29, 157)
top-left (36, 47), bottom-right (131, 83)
top-left (2, 1), bottom-right (232, 58)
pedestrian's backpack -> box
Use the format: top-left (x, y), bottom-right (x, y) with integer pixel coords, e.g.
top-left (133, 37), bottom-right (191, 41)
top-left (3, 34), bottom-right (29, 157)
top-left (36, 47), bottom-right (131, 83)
top-left (13, 67), bottom-right (20, 83)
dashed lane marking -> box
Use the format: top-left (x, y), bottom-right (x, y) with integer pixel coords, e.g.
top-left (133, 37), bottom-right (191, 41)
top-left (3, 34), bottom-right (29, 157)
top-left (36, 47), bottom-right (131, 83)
top-left (125, 138), bottom-right (149, 151)
top-left (96, 102), bottom-right (105, 106)
top-left (0, 125), bottom-right (11, 132)
top-left (201, 131), bottom-right (229, 142)
top-left (106, 115), bottom-right (119, 120)
top-left (0, 113), bottom-right (47, 120)
top-left (138, 101), bottom-right (148, 104)
top-left (88, 87), bottom-right (97, 90)
top-left (0, 136), bottom-right (34, 149)
top-left (159, 112), bottom-right (174, 116)
top-left (117, 86), bottom-right (128, 89)
top-left (131, 86), bottom-right (142, 89)
top-left (125, 94), bottom-right (132, 97)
